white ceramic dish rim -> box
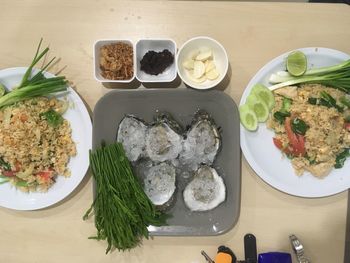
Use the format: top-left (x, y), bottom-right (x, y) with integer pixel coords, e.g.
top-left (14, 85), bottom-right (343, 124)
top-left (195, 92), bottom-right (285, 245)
top-left (176, 36), bottom-right (229, 90)
top-left (240, 47), bottom-right (350, 198)
top-left (0, 67), bottom-right (92, 210)
top-left (135, 38), bottom-right (177, 83)
top-left (93, 39), bottom-right (136, 83)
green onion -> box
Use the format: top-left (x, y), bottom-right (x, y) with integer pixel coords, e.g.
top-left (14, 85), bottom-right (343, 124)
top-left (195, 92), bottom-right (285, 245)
top-left (16, 180), bottom-right (29, 187)
top-left (273, 97), bottom-right (292, 124)
top-left (291, 118), bottom-right (309, 135)
top-left (335, 148), bottom-right (350, 169)
top-left (0, 39), bottom-right (68, 109)
top-left (0, 157), bottom-right (11, 171)
top-left (273, 111), bottom-right (290, 124)
top-left (269, 59), bottom-right (350, 92)
top-left (340, 96), bottom-right (350, 108)
top-left (84, 142), bottom-right (168, 253)
top-left (40, 109), bottom-right (64, 127)
top-left (307, 92), bottom-right (344, 112)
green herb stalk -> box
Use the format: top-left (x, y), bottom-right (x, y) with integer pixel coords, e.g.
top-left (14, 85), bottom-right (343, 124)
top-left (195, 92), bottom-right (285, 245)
top-left (84, 142), bottom-right (168, 253)
top-left (269, 59), bottom-right (350, 92)
top-left (0, 39), bottom-right (68, 109)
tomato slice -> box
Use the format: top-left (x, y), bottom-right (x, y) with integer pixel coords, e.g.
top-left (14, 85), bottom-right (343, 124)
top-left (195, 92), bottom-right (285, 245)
top-left (345, 123), bottom-right (350, 131)
top-left (295, 134), bottom-right (306, 156)
top-left (284, 117), bottom-right (305, 156)
top-left (14, 161), bottom-right (21, 172)
top-left (273, 137), bottom-right (283, 149)
top-left (2, 170), bottom-right (15, 177)
top-left (36, 171), bottom-right (53, 181)
top-left (273, 137), bottom-right (293, 155)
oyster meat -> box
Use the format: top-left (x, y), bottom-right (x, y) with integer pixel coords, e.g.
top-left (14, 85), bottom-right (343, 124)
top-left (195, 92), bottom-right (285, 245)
top-left (141, 162), bottom-right (176, 208)
top-left (183, 165), bottom-right (225, 211)
top-left (180, 110), bottom-right (221, 171)
top-left (117, 115), bottom-right (148, 162)
top-left (145, 113), bottom-right (183, 162)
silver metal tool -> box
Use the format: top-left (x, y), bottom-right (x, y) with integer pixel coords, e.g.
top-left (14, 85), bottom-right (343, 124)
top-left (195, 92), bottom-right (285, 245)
top-left (201, 250), bottom-right (215, 263)
top-left (289, 234), bottom-right (310, 263)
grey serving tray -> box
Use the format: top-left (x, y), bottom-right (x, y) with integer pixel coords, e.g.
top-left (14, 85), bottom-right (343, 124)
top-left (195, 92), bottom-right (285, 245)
top-left (92, 88), bottom-right (241, 236)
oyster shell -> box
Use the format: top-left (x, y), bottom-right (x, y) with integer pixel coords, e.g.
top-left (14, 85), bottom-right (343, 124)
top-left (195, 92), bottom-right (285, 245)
top-left (141, 162), bottom-right (176, 208)
top-left (183, 165), bottom-right (225, 211)
top-left (117, 115), bottom-right (148, 162)
top-left (145, 113), bottom-right (183, 162)
top-left (179, 110), bottom-right (221, 171)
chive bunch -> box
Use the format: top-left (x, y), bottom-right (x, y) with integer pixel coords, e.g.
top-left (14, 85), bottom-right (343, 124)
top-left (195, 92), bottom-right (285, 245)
top-left (0, 38), bottom-right (68, 108)
top-left (83, 142), bottom-right (168, 253)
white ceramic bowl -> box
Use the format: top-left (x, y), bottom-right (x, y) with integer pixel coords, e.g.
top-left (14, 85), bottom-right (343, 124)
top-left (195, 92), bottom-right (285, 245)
top-left (177, 36), bottom-right (228, 90)
top-left (93, 39), bottom-right (136, 83)
top-left (135, 39), bottom-right (177, 82)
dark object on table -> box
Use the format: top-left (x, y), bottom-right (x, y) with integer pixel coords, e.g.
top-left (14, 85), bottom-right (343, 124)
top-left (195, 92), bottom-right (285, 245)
top-left (309, 0), bottom-right (349, 4)
top-left (140, 49), bottom-right (174, 75)
top-left (244, 233), bottom-right (257, 263)
top-left (258, 252), bottom-right (292, 263)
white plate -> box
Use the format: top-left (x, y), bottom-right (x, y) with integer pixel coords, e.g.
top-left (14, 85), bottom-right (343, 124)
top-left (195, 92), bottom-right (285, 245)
top-left (0, 67), bottom-right (92, 210)
top-left (240, 47), bottom-right (350, 198)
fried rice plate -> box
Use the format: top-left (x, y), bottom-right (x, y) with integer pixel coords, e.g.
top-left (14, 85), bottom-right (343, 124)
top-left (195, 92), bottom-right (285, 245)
top-left (267, 84), bottom-right (350, 178)
top-left (0, 97), bottom-right (76, 192)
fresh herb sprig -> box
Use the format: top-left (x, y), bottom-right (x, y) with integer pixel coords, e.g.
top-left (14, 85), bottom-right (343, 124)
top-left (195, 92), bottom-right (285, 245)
top-left (0, 39), bottom-right (68, 109)
top-left (269, 59), bottom-right (350, 92)
top-left (84, 142), bottom-right (168, 253)
top-left (335, 148), bottom-right (350, 169)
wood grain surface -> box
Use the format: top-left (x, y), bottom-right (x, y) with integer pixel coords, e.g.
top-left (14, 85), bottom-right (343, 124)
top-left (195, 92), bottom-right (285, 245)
top-left (0, 1), bottom-right (349, 262)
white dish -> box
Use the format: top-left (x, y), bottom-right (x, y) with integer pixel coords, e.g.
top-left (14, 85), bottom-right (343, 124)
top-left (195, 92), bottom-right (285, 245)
top-left (93, 39), bottom-right (136, 83)
top-left (240, 47), bottom-right (350, 198)
top-left (177, 36), bottom-right (228, 90)
top-left (0, 67), bottom-right (92, 210)
top-left (135, 39), bottom-right (177, 82)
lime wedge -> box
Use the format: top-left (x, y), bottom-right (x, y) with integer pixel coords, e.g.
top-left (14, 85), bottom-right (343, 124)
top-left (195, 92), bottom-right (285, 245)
top-left (239, 104), bottom-right (258, 131)
top-left (251, 83), bottom-right (275, 110)
top-left (0, 83), bottom-right (6, 97)
top-left (246, 93), bottom-right (269, 122)
top-left (286, 50), bottom-right (307, 76)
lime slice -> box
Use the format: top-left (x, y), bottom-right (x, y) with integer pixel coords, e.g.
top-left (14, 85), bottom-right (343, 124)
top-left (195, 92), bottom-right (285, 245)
top-left (246, 93), bottom-right (269, 122)
top-left (286, 50), bottom-right (307, 76)
top-left (0, 83), bottom-right (6, 97)
top-left (239, 104), bottom-right (258, 131)
top-left (251, 83), bottom-right (275, 110)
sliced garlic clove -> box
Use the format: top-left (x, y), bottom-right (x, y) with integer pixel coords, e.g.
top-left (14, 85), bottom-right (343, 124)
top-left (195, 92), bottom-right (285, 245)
top-left (193, 61), bottom-right (205, 78)
top-left (189, 73), bottom-right (207, 83)
top-left (205, 60), bottom-right (216, 73)
top-left (183, 59), bottom-right (194, 70)
top-left (189, 50), bottom-right (200, 60)
top-left (205, 68), bottom-right (220, 80)
top-left (196, 50), bottom-right (212, 61)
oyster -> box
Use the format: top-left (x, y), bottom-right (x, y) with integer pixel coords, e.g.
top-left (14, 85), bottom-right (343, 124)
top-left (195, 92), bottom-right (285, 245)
top-left (141, 162), bottom-right (176, 208)
top-left (179, 110), bottom-right (221, 171)
top-left (117, 115), bottom-right (148, 162)
top-left (145, 113), bottom-right (183, 162)
top-left (183, 165), bottom-right (225, 211)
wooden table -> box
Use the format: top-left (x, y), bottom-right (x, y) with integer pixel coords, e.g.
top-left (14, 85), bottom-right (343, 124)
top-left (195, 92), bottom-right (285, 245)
top-left (1, 1), bottom-right (349, 262)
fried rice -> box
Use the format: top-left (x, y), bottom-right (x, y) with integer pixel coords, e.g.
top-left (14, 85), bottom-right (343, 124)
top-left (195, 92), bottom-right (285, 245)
top-left (0, 97), bottom-right (76, 192)
top-left (267, 84), bottom-right (350, 178)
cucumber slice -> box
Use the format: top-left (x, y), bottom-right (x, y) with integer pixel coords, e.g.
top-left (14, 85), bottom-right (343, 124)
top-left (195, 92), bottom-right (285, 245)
top-left (246, 93), bottom-right (269, 122)
top-left (251, 83), bottom-right (275, 110)
top-left (239, 104), bottom-right (258, 131)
